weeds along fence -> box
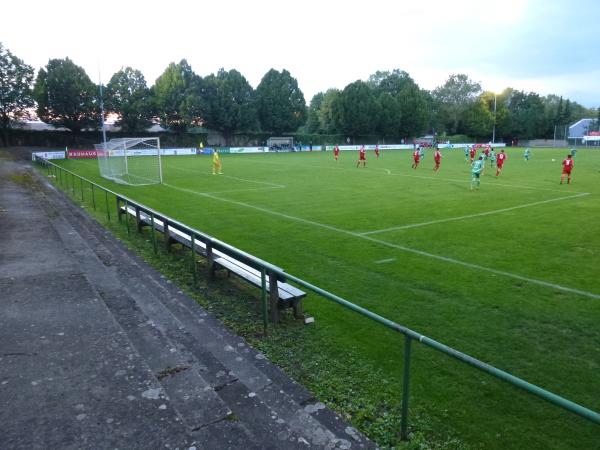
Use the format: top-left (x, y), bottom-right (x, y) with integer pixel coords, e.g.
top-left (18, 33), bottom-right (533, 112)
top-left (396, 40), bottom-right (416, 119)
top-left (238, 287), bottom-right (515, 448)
top-left (36, 157), bottom-right (600, 441)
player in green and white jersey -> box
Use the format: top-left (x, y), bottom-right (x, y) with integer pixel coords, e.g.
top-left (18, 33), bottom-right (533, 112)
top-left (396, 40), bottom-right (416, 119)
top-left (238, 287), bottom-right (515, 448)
top-left (471, 156), bottom-right (484, 190)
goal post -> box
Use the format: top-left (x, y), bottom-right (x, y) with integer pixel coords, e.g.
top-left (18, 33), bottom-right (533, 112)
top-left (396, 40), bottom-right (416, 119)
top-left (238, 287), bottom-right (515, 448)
top-left (95, 137), bottom-right (162, 185)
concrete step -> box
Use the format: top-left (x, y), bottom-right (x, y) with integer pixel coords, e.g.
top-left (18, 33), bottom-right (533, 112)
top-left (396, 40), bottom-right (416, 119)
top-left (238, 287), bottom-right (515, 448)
top-left (38, 190), bottom-right (232, 432)
top-left (38, 173), bottom-right (376, 449)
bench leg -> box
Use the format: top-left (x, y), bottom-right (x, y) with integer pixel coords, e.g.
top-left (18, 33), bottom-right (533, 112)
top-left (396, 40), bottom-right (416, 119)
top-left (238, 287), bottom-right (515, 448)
top-left (207, 243), bottom-right (215, 281)
top-left (269, 272), bottom-right (279, 323)
top-left (136, 208), bottom-right (143, 232)
top-left (292, 299), bottom-right (304, 319)
top-left (164, 223), bottom-right (172, 252)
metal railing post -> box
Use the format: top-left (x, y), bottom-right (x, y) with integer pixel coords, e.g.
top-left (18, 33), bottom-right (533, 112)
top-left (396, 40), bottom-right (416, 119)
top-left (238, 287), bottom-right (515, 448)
top-left (268, 270), bottom-right (279, 323)
top-left (261, 268), bottom-right (268, 334)
top-left (117, 197), bottom-right (122, 223)
top-left (150, 212), bottom-right (157, 254)
top-left (91, 183), bottom-right (96, 211)
top-left (124, 200), bottom-right (130, 236)
top-left (191, 234), bottom-right (197, 286)
top-left (80, 177), bottom-right (84, 202)
top-left (71, 172), bottom-right (75, 196)
top-left (400, 336), bottom-right (412, 441)
top-left (105, 190), bottom-right (110, 222)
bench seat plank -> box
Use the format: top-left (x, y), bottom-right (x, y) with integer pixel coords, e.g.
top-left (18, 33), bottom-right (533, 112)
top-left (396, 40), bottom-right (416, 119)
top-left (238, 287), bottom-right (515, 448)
top-left (120, 205), bottom-right (306, 310)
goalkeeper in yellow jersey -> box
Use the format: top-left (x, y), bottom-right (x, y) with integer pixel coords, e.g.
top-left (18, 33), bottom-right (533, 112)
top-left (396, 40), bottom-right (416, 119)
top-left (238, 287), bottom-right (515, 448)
top-left (212, 149), bottom-right (222, 175)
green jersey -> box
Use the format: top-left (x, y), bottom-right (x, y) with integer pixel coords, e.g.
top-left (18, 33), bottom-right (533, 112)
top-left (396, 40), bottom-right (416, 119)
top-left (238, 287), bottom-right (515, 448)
top-left (471, 159), bottom-right (484, 174)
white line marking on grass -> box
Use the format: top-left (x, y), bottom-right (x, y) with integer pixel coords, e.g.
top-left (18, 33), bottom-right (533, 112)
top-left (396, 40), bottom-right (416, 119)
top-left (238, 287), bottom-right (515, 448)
top-left (162, 184), bottom-right (600, 300)
top-left (206, 187), bottom-right (284, 194)
top-left (361, 193), bottom-right (591, 235)
top-left (216, 174), bottom-right (285, 188)
top-left (163, 183), bottom-right (283, 196)
top-left (167, 166), bottom-right (285, 188)
top-left (374, 258), bottom-right (396, 264)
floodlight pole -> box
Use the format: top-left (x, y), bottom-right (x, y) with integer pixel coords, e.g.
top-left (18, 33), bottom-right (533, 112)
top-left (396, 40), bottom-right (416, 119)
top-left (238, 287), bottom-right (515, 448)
top-left (492, 93), bottom-right (497, 144)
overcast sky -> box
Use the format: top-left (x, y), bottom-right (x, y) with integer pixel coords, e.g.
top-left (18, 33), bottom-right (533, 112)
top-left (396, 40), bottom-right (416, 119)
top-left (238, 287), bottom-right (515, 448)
top-left (3, 0), bottom-right (599, 107)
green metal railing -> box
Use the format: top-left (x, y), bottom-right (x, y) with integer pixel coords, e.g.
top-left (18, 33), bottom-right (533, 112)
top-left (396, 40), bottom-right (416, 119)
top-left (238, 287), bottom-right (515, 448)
top-left (37, 158), bottom-right (600, 441)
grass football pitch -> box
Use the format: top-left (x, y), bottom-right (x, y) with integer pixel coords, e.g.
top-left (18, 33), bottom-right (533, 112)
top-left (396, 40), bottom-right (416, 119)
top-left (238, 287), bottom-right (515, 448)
top-left (54, 147), bottom-right (600, 449)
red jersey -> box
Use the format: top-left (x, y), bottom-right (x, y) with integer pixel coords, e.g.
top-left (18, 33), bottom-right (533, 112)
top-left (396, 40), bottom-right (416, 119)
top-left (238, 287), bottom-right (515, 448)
top-left (334, 146), bottom-right (339, 156)
top-left (497, 152), bottom-right (506, 166)
top-left (562, 158), bottom-right (573, 173)
top-left (484, 147), bottom-right (490, 156)
top-left (434, 150), bottom-right (441, 162)
top-left (375, 145), bottom-right (380, 156)
top-left (413, 150), bottom-right (420, 161)
top-left (359, 146), bottom-right (366, 160)
top-left (469, 148), bottom-right (476, 158)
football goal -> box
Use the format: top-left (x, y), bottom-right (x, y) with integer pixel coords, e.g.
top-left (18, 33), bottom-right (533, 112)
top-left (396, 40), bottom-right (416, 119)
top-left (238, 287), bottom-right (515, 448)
top-left (95, 137), bottom-right (162, 185)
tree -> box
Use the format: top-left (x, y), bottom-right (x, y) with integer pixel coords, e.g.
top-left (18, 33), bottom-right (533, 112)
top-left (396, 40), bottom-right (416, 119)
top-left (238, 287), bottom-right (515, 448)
top-left (563, 99), bottom-right (572, 126)
top-left (506, 90), bottom-right (546, 139)
top-left (255, 69), bottom-right (306, 134)
top-left (0, 42), bottom-right (34, 145)
top-left (493, 90), bottom-right (511, 141)
top-left (316, 89), bottom-right (340, 134)
top-left (306, 92), bottom-right (325, 133)
top-left (153, 59), bottom-right (204, 132)
top-left (369, 69), bottom-right (428, 138)
top-left (432, 74), bottom-right (481, 134)
top-left (332, 80), bottom-right (380, 138)
top-left (203, 68), bottom-right (257, 144)
top-left (105, 67), bottom-right (155, 133)
top-left (33, 57), bottom-right (99, 132)
top-left (376, 92), bottom-right (401, 137)
top-left (463, 93), bottom-right (494, 139)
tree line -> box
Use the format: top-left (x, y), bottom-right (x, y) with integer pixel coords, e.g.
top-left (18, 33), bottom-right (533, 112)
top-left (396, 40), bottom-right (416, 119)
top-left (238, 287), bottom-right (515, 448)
top-left (1, 41), bottom-right (598, 146)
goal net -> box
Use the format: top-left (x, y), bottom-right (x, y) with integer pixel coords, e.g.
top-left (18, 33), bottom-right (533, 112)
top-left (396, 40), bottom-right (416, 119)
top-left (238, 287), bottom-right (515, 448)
top-left (95, 137), bottom-right (162, 185)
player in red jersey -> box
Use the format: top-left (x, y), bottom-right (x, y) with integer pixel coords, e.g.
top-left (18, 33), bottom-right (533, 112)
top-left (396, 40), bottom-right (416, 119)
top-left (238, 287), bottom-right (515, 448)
top-left (412, 147), bottom-right (421, 169)
top-left (433, 147), bottom-right (442, 172)
top-left (375, 144), bottom-right (380, 158)
top-left (469, 145), bottom-right (476, 163)
top-left (560, 154), bottom-right (574, 184)
top-left (484, 145), bottom-right (490, 158)
top-left (357, 145), bottom-right (366, 167)
top-left (496, 149), bottom-right (506, 176)
top-left (333, 145), bottom-right (340, 161)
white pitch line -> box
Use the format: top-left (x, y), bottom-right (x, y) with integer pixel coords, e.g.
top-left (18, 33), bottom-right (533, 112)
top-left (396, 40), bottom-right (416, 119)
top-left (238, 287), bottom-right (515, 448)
top-left (203, 186), bottom-right (284, 194)
top-left (167, 165), bottom-right (285, 188)
top-left (163, 183), bottom-right (282, 196)
top-left (361, 192), bottom-right (591, 235)
top-left (215, 173), bottom-right (285, 188)
top-left (162, 184), bottom-right (600, 300)
top-left (374, 258), bottom-right (396, 264)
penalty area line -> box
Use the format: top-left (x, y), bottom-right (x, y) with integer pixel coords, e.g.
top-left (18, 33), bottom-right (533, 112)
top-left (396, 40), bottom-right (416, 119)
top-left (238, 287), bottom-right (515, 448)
top-left (163, 183), bottom-right (283, 196)
top-left (167, 166), bottom-right (285, 188)
top-left (163, 185), bottom-right (600, 301)
top-left (361, 192), bottom-right (591, 235)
